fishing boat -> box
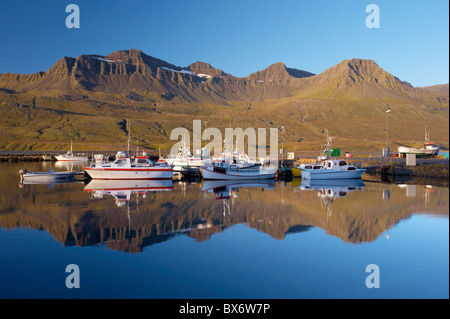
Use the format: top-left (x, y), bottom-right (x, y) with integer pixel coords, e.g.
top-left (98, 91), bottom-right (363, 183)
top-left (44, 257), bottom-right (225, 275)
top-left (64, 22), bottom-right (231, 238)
top-left (397, 146), bottom-right (434, 158)
top-left (200, 160), bottom-right (276, 180)
top-left (84, 151), bottom-right (173, 180)
top-left (301, 159), bottom-right (365, 180)
top-left (398, 127), bottom-right (440, 158)
top-left (158, 140), bottom-right (212, 171)
top-left (84, 121), bottom-right (173, 180)
top-left (55, 140), bottom-right (89, 162)
top-left (19, 168), bottom-right (79, 182)
top-left (300, 136), bottom-right (365, 180)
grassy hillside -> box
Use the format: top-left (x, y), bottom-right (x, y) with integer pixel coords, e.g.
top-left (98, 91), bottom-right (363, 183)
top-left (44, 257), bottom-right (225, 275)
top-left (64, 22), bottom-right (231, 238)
top-left (0, 52), bottom-right (448, 154)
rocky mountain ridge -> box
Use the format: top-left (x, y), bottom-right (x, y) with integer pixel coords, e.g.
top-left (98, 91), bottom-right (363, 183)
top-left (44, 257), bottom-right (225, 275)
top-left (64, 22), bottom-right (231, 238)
top-left (2, 48), bottom-right (441, 104)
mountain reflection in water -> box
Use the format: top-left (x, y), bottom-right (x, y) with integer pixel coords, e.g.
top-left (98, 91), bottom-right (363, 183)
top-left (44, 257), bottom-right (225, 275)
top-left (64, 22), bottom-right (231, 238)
top-left (0, 162), bottom-right (448, 254)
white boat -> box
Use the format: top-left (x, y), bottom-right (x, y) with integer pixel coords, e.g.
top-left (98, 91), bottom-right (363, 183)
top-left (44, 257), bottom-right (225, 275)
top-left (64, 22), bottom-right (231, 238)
top-left (55, 140), bottom-right (89, 162)
top-left (397, 146), bottom-right (434, 158)
top-left (84, 151), bottom-right (173, 180)
top-left (398, 128), bottom-right (439, 158)
top-left (300, 136), bottom-right (365, 180)
top-left (19, 168), bottom-right (79, 182)
top-left (159, 143), bottom-right (212, 171)
top-left (301, 159), bottom-right (365, 180)
top-left (200, 160), bottom-right (276, 180)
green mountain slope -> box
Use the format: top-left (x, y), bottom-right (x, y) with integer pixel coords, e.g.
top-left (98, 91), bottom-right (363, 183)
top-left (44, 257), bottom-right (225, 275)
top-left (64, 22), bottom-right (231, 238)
top-left (0, 49), bottom-right (448, 152)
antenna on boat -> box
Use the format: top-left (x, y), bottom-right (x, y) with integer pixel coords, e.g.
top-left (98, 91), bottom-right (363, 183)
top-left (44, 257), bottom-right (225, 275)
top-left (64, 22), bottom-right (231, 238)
top-left (127, 120), bottom-right (131, 155)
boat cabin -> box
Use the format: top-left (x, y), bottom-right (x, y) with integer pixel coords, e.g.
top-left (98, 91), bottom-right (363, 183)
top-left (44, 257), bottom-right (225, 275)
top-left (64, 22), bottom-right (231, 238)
top-left (318, 159), bottom-right (357, 171)
top-left (99, 151), bottom-right (155, 168)
top-left (300, 163), bottom-right (324, 170)
top-left (212, 160), bottom-right (261, 173)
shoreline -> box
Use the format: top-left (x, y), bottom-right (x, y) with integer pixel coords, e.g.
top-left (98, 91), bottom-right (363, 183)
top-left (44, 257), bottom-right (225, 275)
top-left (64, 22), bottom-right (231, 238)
top-left (2, 152), bottom-right (448, 183)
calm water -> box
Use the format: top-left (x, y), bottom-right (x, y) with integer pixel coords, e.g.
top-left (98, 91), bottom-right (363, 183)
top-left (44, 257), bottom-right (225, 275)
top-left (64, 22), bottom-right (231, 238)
top-left (0, 162), bottom-right (448, 299)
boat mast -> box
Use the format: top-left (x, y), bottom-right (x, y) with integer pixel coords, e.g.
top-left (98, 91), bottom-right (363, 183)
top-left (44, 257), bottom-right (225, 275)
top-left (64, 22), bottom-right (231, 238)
top-left (127, 120), bottom-right (131, 155)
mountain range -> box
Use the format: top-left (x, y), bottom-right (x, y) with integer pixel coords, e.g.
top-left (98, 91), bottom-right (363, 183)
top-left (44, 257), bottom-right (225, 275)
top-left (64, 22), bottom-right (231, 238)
top-left (0, 48), bottom-right (448, 152)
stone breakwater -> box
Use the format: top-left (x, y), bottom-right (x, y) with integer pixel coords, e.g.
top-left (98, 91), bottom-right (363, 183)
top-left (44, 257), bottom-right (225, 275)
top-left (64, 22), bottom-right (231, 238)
top-left (0, 151), bottom-right (160, 162)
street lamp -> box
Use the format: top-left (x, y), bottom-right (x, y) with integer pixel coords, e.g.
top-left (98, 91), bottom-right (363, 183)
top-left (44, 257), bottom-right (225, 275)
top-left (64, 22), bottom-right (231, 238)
top-left (386, 109), bottom-right (391, 157)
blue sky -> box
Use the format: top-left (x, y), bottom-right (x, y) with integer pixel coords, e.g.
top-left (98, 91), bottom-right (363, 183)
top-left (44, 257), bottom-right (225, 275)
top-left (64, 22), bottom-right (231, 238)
top-left (0, 0), bottom-right (448, 87)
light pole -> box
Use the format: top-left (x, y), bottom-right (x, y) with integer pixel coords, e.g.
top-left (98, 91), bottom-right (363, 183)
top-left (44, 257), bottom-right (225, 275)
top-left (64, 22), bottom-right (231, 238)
top-left (281, 126), bottom-right (284, 161)
top-left (386, 109), bottom-right (391, 157)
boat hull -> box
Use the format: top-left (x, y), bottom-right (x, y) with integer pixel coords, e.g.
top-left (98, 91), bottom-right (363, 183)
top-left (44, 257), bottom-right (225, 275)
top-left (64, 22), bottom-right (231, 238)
top-left (84, 179), bottom-right (174, 192)
top-left (397, 146), bottom-right (434, 158)
top-left (55, 156), bottom-right (89, 162)
top-left (21, 172), bottom-right (78, 182)
top-left (301, 169), bottom-right (365, 180)
top-left (200, 167), bottom-right (276, 180)
top-left (84, 167), bottom-right (173, 180)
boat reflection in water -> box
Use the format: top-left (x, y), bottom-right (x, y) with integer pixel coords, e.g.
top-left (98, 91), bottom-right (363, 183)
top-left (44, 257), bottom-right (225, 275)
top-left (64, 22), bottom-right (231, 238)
top-left (84, 179), bottom-right (174, 207)
top-left (54, 161), bottom-right (87, 172)
top-left (19, 177), bottom-right (81, 188)
top-left (201, 179), bottom-right (275, 217)
top-left (201, 179), bottom-right (275, 200)
top-left (299, 178), bottom-right (366, 215)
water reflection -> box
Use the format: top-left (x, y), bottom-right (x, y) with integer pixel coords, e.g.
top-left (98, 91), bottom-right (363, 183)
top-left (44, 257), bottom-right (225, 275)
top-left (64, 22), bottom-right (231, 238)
top-left (84, 179), bottom-right (174, 207)
top-left (297, 179), bottom-right (366, 216)
top-left (54, 161), bottom-right (86, 172)
top-left (19, 178), bottom-right (81, 188)
top-left (0, 163), bottom-right (448, 253)
top-left (201, 179), bottom-right (275, 202)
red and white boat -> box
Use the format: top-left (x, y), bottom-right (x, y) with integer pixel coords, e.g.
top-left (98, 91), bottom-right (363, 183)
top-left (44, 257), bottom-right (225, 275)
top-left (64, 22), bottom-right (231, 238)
top-left (84, 151), bottom-right (173, 180)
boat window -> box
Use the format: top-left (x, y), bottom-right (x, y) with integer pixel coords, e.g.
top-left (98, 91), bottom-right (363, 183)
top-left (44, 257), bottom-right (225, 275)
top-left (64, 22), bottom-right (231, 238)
top-left (305, 165), bottom-right (312, 169)
top-left (339, 161), bottom-right (347, 166)
top-left (137, 159), bottom-right (148, 164)
top-left (313, 166), bottom-right (322, 169)
top-left (347, 167), bottom-right (356, 170)
top-left (115, 159), bottom-right (127, 165)
top-left (327, 162), bottom-right (332, 168)
top-left (339, 192), bottom-right (348, 196)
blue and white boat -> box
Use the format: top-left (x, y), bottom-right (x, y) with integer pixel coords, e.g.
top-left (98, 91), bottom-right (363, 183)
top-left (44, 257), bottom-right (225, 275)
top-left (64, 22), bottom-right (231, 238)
top-left (301, 159), bottom-right (365, 180)
top-left (301, 135), bottom-right (365, 180)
